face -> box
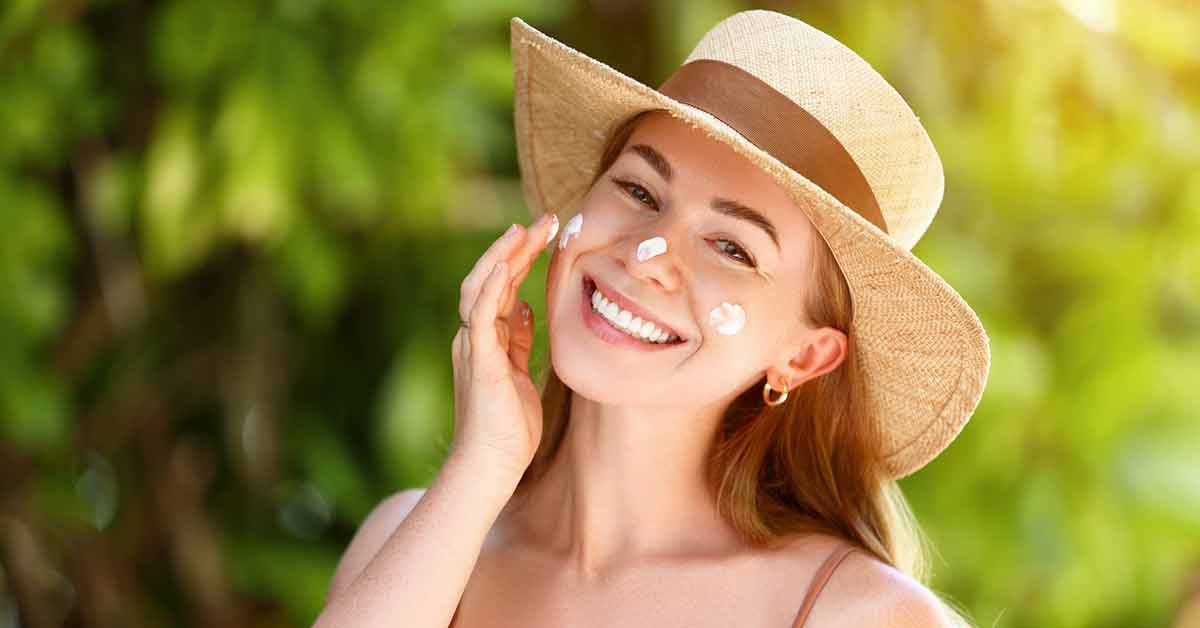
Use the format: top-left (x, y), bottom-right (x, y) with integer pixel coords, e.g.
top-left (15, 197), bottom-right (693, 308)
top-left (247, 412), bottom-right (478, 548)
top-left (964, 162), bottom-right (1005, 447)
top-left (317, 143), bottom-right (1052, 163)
top-left (544, 110), bottom-right (843, 408)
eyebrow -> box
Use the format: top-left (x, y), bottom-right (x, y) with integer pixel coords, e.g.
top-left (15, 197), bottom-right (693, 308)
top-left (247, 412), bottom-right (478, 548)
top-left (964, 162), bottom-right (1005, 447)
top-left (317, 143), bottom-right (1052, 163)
top-left (625, 143), bottom-right (781, 251)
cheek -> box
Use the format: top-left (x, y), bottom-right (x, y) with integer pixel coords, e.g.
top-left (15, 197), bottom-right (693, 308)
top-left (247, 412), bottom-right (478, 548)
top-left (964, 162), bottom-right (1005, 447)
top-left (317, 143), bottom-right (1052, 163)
top-left (693, 279), bottom-right (754, 338)
top-left (559, 197), bottom-right (638, 250)
top-left (707, 301), bottom-right (748, 335)
top-left (594, 189), bottom-right (637, 219)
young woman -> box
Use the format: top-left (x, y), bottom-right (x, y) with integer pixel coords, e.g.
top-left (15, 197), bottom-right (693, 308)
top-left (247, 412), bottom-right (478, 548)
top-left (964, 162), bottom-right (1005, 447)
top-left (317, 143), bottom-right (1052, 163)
top-left (316, 10), bottom-right (989, 628)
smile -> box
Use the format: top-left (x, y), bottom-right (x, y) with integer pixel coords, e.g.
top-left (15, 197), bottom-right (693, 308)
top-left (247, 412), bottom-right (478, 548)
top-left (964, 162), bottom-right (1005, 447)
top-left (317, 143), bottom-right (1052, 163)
top-left (580, 274), bottom-right (686, 350)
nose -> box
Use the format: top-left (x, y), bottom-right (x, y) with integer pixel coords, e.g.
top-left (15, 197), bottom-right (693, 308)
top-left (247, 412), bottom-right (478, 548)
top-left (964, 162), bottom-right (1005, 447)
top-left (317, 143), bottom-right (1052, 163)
top-left (619, 221), bottom-right (688, 293)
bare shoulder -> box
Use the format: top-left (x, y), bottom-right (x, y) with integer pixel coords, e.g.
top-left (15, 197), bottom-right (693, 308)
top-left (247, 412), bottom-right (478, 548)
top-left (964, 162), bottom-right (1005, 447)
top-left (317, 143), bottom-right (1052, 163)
top-left (811, 548), bottom-right (957, 628)
top-left (326, 488), bottom-right (429, 602)
top-left (765, 535), bottom-right (956, 628)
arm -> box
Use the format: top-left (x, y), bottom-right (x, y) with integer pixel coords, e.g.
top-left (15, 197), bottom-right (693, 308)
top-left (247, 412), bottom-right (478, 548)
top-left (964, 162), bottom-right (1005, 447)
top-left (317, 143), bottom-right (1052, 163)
top-left (313, 452), bottom-right (521, 628)
top-left (315, 214), bottom-right (552, 626)
top-left (325, 488), bottom-right (427, 602)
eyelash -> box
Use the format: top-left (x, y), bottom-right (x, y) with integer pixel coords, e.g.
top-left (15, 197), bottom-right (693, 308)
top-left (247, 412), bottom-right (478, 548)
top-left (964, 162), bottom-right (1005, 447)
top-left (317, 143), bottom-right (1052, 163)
top-left (610, 177), bottom-right (758, 268)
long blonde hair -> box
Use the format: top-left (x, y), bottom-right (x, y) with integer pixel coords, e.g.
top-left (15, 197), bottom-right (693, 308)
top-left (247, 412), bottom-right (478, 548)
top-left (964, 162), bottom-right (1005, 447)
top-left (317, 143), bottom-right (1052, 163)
top-left (513, 109), bottom-right (972, 625)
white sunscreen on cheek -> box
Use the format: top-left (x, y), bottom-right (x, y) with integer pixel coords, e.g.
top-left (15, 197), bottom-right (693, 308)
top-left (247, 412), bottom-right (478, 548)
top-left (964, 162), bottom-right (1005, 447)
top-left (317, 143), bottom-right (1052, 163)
top-left (636, 236), bottom-right (667, 261)
top-left (708, 301), bottom-right (747, 335)
top-left (559, 212), bottom-right (583, 249)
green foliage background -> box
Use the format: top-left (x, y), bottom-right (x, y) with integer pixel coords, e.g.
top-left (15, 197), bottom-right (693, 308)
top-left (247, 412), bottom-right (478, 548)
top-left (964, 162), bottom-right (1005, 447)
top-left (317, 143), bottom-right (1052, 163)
top-left (1, 0), bottom-right (1197, 626)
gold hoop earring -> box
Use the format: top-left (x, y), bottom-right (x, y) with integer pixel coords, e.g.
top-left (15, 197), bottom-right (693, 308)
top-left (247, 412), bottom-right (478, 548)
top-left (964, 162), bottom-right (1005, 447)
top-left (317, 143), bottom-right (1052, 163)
top-left (763, 377), bottom-right (790, 406)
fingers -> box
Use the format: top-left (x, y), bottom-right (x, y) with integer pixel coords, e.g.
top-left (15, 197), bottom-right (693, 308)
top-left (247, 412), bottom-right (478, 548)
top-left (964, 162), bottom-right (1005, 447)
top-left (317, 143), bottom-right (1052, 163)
top-left (499, 212), bottom-right (559, 318)
top-left (461, 224), bottom-right (525, 323)
top-left (460, 212), bottom-right (555, 323)
top-left (459, 211), bottom-right (556, 347)
top-left (468, 260), bottom-right (511, 370)
top-left (507, 301), bottom-right (535, 376)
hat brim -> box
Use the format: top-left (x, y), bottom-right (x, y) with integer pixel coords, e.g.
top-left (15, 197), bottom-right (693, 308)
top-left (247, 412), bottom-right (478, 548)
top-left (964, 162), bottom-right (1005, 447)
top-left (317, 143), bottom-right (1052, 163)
top-left (510, 17), bottom-right (990, 479)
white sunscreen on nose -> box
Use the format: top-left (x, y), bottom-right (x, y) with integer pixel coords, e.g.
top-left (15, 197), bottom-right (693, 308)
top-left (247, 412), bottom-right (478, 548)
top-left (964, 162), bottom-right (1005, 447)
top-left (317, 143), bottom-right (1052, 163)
top-left (559, 212), bottom-right (583, 249)
top-left (636, 236), bottom-right (667, 261)
top-left (708, 301), bottom-right (746, 335)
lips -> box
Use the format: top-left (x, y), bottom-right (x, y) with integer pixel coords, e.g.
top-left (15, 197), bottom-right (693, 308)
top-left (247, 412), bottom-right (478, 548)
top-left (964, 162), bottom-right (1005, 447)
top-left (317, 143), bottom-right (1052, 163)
top-left (583, 274), bottom-right (686, 342)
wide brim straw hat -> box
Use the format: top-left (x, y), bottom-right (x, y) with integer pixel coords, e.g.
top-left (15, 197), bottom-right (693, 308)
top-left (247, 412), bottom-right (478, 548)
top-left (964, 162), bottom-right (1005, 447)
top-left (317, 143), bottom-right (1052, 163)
top-left (508, 10), bottom-right (990, 480)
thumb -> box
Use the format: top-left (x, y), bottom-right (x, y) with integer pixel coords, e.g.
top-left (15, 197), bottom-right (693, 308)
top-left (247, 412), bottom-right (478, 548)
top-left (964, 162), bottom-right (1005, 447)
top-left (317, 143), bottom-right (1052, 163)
top-left (508, 301), bottom-right (535, 376)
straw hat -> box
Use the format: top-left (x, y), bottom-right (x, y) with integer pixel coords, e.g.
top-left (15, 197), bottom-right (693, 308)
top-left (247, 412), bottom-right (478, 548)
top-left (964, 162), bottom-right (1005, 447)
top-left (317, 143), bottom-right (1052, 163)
top-left (508, 10), bottom-right (990, 480)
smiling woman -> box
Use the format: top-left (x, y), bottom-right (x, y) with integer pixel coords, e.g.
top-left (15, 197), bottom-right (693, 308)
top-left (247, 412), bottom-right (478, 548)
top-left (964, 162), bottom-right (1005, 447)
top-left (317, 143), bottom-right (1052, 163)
top-left (318, 9), bottom-right (988, 628)
top-left (512, 107), bottom-right (968, 625)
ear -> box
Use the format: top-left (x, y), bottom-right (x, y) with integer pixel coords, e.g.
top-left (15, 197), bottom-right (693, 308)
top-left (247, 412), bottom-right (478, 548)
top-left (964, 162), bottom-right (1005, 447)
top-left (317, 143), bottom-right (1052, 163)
top-left (768, 326), bottom-right (848, 392)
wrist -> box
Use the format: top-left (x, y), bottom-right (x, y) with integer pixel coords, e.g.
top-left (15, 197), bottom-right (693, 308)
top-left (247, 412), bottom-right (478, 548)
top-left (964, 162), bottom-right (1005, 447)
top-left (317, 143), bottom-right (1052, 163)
top-left (446, 439), bottom-right (531, 481)
top-left (438, 447), bottom-right (525, 510)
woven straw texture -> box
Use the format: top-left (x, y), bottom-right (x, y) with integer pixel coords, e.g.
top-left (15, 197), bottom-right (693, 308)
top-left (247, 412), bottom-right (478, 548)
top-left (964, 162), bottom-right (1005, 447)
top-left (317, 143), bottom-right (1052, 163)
top-left (509, 11), bottom-right (990, 479)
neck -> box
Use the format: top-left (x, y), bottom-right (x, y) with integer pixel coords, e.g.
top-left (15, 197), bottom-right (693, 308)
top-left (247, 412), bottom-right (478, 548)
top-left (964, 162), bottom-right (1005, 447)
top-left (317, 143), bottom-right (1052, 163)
top-left (508, 390), bottom-right (748, 581)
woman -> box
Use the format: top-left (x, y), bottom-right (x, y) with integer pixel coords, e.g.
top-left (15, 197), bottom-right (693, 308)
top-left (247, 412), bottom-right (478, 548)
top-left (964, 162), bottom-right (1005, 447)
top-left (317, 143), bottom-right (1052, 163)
top-left (317, 10), bottom-right (989, 628)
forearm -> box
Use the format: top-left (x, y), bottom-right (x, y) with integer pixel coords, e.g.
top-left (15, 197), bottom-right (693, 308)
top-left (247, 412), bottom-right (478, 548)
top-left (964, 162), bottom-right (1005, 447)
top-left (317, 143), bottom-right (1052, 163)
top-left (313, 453), bottom-right (520, 628)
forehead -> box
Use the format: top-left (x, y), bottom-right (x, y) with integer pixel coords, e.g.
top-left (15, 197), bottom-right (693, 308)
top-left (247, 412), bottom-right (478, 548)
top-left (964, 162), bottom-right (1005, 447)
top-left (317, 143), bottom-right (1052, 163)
top-left (623, 111), bottom-right (754, 171)
top-left (619, 110), bottom-right (818, 258)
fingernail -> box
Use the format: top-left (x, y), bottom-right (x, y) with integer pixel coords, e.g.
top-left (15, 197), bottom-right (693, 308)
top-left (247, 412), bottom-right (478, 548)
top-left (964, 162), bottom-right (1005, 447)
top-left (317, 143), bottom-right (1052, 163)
top-left (544, 213), bottom-right (559, 246)
top-left (522, 304), bottom-right (531, 324)
top-left (504, 223), bottom-right (518, 238)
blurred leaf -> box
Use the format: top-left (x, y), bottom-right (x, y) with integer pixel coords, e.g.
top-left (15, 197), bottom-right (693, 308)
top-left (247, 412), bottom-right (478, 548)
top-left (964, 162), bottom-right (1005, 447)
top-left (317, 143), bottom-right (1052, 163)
top-left (267, 214), bottom-right (349, 331)
top-left (229, 535), bottom-right (339, 626)
top-left (374, 335), bottom-right (451, 489)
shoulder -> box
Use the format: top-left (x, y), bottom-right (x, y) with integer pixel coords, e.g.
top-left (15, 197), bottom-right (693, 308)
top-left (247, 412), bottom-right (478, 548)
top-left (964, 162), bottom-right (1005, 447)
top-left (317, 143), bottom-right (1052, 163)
top-left (772, 536), bottom-right (956, 628)
top-left (818, 548), bottom-right (956, 628)
top-left (326, 488), bottom-right (429, 601)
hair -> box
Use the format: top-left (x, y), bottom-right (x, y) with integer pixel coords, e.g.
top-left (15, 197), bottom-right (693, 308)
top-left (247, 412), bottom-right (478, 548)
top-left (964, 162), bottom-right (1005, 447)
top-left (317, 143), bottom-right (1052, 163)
top-left (511, 109), bottom-right (973, 626)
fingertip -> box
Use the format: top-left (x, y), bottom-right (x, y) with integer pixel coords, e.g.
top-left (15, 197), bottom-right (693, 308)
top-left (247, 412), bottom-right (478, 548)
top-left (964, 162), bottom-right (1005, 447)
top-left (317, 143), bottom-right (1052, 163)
top-left (543, 213), bottom-right (560, 246)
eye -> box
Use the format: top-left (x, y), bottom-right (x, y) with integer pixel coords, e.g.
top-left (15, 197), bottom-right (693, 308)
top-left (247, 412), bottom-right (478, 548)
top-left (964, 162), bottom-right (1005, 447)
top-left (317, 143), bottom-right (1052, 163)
top-left (713, 238), bottom-right (756, 267)
top-left (611, 177), bottom-right (659, 210)
top-left (614, 176), bottom-right (753, 267)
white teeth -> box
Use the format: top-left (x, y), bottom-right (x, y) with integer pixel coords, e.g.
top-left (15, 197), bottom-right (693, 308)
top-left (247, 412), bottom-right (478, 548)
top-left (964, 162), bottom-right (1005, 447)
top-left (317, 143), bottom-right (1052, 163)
top-left (590, 285), bottom-right (677, 344)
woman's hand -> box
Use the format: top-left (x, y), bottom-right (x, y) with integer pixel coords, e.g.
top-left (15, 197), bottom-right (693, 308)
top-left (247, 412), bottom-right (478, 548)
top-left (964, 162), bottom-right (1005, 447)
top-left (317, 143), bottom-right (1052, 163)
top-left (451, 211), bottom-right (559, 478)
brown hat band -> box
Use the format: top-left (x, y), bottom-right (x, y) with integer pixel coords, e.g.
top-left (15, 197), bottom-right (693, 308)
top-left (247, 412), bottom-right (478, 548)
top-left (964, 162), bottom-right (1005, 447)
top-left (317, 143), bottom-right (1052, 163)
top-left (657, 59), bottom-right (888, 235)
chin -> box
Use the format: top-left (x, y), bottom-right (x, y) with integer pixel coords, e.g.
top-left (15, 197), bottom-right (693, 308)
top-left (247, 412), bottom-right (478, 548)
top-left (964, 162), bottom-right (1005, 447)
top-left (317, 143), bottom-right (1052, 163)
top-left (544, 309), bottom-right (614, 402)
top-left (546, 303), bottom-right (694, 408)
top-left (542, 256), bottom-right (691, 399)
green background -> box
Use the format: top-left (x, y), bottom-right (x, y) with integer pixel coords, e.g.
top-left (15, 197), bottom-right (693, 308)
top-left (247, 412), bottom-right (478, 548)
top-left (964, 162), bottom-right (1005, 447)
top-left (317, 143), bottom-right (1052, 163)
top-left (1, 0), bottom-right (1197, 626)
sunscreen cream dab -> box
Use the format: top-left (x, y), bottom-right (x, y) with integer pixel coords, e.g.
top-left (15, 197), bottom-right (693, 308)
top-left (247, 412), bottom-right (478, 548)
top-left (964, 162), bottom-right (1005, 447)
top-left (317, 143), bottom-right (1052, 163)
top-left (636, 236), bottom-right (667, 261)
top-left (559, 212), bottom-right (583, 249)
top-left (708, 301), bottom-right (746, 335)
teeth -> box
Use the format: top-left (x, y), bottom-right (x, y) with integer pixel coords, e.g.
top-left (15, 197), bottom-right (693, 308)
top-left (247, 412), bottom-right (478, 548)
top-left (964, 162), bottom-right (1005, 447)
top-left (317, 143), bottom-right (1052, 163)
top-left (590, 285), bottom-right (678, 344)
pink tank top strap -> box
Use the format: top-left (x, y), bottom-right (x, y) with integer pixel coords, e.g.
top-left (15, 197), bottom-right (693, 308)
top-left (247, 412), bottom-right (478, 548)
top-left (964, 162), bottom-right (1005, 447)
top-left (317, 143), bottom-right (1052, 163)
top-left (790, 543), bottom-right (861, 628)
